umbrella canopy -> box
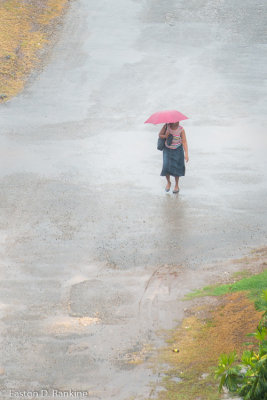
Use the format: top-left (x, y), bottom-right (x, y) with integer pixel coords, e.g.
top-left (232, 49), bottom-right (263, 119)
top-left (144, 110), bottom-right (188, 124)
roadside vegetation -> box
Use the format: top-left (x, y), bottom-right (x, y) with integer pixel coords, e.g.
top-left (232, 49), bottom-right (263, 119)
top-left (184, 270), bottom-right (267, 302)
top-left (215, 289), bottom-right (267, 399)
top-left (147, 256), bottom-right (267, 400)
top-left (0, 0), bottom-right (69, 101)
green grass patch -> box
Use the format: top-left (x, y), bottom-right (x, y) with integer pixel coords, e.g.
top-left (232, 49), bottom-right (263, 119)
top-left (184, 269), bottom-right (267, 301)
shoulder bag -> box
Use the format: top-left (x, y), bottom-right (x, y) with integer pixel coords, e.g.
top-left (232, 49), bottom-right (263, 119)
top-left (157, 124), bottom-right (167, 151)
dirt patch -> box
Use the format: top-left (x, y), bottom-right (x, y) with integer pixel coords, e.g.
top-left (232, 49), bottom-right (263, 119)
top-left (0, 0), bottom-right (70, 101)
top-left (172, 293), bottom-right (262, 370)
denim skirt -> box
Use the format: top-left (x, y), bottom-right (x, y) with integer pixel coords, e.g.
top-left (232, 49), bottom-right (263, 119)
top-left (160, 144), bottom-right (185, 177)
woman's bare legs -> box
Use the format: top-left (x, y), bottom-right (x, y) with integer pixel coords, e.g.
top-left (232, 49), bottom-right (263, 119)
top-left (174, 176), bottom-right (179, 192)
top-left (165, 175), bottom-right (171, 191)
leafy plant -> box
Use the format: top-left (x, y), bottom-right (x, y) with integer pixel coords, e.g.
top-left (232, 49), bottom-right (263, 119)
top-left (215, 289), bottom-right (267, 400)
top-left (215, 352), bottom-right (243, 392)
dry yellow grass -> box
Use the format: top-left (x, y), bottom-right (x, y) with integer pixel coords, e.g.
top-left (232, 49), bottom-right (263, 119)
top-left (163, 292), bottom-right (262, 372)
top-left (0, 0), bottom-right (69, 101)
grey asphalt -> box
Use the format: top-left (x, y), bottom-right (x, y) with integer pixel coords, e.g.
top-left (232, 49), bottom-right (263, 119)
top-left (0, 0), bottom-right (266, 399)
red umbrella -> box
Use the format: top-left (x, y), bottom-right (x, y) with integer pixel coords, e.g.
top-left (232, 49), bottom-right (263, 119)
top-left (144, 110), bottom-right (188, 124)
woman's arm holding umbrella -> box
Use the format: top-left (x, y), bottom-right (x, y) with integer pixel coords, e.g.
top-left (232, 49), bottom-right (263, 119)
top-left (158, 124), bottom-right (169, 138)
top-left (181, 129), bottom-right (189, 162)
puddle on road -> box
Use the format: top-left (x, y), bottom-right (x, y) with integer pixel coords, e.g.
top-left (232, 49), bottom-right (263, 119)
top-left (44, 315), bottom-right (101, 335)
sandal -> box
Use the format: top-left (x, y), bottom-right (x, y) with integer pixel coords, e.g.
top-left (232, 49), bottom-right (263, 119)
top-left (165, 183), bottom-right (171, 192)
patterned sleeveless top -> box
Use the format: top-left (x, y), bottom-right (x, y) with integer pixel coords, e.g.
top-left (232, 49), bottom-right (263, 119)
top-left (165, 124), bottom-right (183, 149)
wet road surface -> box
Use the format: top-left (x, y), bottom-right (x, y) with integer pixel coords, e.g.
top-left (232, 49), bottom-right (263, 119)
top-left (0, 0), bottom-right (267, 398)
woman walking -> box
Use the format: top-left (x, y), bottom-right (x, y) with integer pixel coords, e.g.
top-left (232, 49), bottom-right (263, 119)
top-left (158, 121), bottom-right (189, 193)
